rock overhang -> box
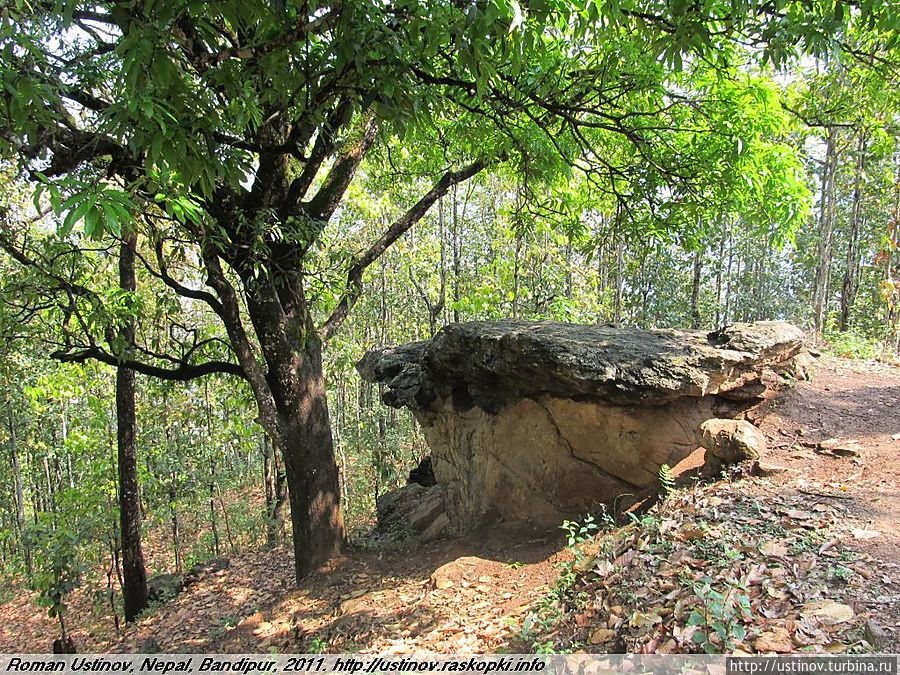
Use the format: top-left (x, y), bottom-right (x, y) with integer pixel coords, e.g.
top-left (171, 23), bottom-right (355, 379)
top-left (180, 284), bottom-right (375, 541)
top-left (357, 320), bottom-right (807, 535)
top-left (358, 320), bottom-right (806, 412)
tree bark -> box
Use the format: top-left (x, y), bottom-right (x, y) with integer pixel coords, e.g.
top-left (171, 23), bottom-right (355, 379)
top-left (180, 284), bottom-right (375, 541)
top-left (116, 233), bottom-right (148, 622)
top-left (690, 249), bottom-right (702, 329)
top-left (234, 277), bottom-right (344, 579)
top-left (813, 128), bottom-right (838, 334)
top-left (7, 402), bottom-right (30, 573)
top-left (840, 131), bottom-right (867, 332)
top-left (272, 335), bottom-right (344, 577)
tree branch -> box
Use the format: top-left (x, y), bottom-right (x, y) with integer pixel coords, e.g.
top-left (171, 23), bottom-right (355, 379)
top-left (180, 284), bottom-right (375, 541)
top-left (303, 115), bottom-right (378, 222)
top-left (50, 346), bottom-right (245, 380)
top-left (319, 157), bottom-right (490, 341)
top-left (200, 241), bottom-right (283, 443)
top-left (131, 239), bottom-right (225, 316)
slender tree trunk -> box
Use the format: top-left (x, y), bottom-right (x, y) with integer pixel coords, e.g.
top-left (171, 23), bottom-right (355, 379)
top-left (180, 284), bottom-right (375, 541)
top-left (263, 434), bottom-right (278, 548)
top-left (117, 232), bottom-right (148, 622)
top-left (690, 249), bottom-right (702, 329)
top-left (168, 474), bottom-right (182, 575)
top-left (216, 483), bottom-right (236, 554)
top-left (271, 438), bottom-right (287, 544)
top-left (42, 455), bottom-right (55, 514)
top-left (714, 223), bottom-right (726, 328)
top-left (840, 131), bottom-right (868, 332)
top-left (161, 394), bottom-right (182, 574)
top-left (813, 128), bottom-right (838, 334)
top-left (451, 184), bottom-right (461, 322)
top-left (613, 237), bottom-right (624, 324)
top-left (7, 402), bottom-right (30, 573)
top-left (209, 469), bottom-right (221, 556)
top-left (262, 433), bottom-right (288, 548)
top-left (723, 228), bottom-right (735, 327)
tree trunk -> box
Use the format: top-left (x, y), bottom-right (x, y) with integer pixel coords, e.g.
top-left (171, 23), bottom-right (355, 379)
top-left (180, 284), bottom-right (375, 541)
top-left (168, 474), bottom-right (182, 575)
top-left (7, 402), bottom-right (30, 573)
top-left (840, 131), bottom-right (867, 332)
top-left (714, 223), bottom-right (727, 329)
top-left (261, 433), bottom-right (288, 548)
top-left (612, 206), bottom-right (625, 325)
top-left (813, 128), bottom-right (838, 334)
top-left (451, 183), bottom-right (461, 322)
top-left (271, 438), bottom-right (287, 545)
top-left (239, 280), bottom-right (345, 580)
top-left (42, 455), bottom-right (55, 514)
top-left (216, 482), bottom-right (236, 554)
top-left (276, 338), bottom-right (344, 578)
top-left (209, 470), bottom-right (221, 556)
top-left (116, 233), bottom-right (148, 622)
top-left (263, 434), bottom-right (278, 548)
top-left (690, 249), bottom-right (702, 329)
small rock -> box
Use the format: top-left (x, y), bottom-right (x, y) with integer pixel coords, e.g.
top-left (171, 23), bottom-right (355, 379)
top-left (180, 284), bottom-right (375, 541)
top-left (754, 461), bottom-right (789, 476)
top-left (183, 556), bottom-right (230, 587)
top-left (377, 483), bottom-right (448, 541)
top-left (818, 438), bottom-right (862, 457)
top-left (135, 637), bottom-right (162, 653)
top-left (147, 573), bottom-right (183, 603)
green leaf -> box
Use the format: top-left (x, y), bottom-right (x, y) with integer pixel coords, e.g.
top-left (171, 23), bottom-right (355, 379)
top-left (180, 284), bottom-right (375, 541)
top-left (61, 200), bottom-right (93, 237)
top-left (83, 205), bottom-right (101, 239)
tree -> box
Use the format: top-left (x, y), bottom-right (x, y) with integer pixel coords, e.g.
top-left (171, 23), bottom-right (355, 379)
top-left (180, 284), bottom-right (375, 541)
top-left (1, 0), bottom-right (897, 581)
top-left (115, 232), bottom-right (148, 622)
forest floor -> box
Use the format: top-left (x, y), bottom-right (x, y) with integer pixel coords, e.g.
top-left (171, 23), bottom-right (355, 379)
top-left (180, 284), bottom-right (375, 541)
top-left (1, 355), bottom-right (898, 654)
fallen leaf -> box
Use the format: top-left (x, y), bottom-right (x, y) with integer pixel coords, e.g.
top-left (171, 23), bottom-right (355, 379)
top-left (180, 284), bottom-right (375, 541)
top-left (852, 529), bottom-right (881, 540)
top-left (588, 627), bottom-right (616, 644)
top-left (678, 522), bottom-right (707, 541)
top-left (754, 626), bottom-right (794, 653)
top-left (760, 540), bottom-right (789, 557)
top-left (629, 610), bottom-right (663, 628)
top-left (801, 600), bottom-right (854, 626)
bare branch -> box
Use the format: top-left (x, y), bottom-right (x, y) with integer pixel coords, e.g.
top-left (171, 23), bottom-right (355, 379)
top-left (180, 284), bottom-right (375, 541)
top-left (319, 157), bottom-right (490, 341)
top-left (50, 346), bottom-right (245, 380)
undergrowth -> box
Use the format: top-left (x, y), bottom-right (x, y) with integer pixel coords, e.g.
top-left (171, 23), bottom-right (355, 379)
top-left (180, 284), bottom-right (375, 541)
top-left (513, 474), bottom-right (872, 655)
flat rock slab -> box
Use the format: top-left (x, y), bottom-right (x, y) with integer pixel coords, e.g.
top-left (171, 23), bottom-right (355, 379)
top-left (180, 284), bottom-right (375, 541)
top-left (358, 320), bottom-right (805, 532)
top-left (359, 320), bottom-right (805, 410)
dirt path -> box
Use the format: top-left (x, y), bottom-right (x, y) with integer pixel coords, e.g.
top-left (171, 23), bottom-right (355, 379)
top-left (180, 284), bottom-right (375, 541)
top-left (97, 528), bottom-right (565, 654)
top-left (755, 356), bottom-right (900, 564)
top-left (2, 355), bottom-right (898, 654)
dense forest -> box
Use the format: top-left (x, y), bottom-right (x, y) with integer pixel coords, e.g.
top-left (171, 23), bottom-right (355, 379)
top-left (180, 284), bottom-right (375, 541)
top-left (0, 0), bottom-right (898, 652)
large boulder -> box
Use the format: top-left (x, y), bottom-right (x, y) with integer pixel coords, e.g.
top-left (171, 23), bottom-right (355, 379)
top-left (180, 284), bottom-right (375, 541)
top-left (358, 320), bottom-right (804, 533)
top-left (147, 573), bottom-right (183, 603)
top-left (376, 483), bottom-right (449, 541)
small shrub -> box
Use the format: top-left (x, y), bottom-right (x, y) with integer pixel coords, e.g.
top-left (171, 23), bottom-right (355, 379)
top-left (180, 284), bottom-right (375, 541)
top-left (686, 575), bottom-right (752, 653)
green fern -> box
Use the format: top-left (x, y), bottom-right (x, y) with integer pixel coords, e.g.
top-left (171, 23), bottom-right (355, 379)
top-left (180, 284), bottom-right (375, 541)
top-left (658, 463), bottom-right (675, 497)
